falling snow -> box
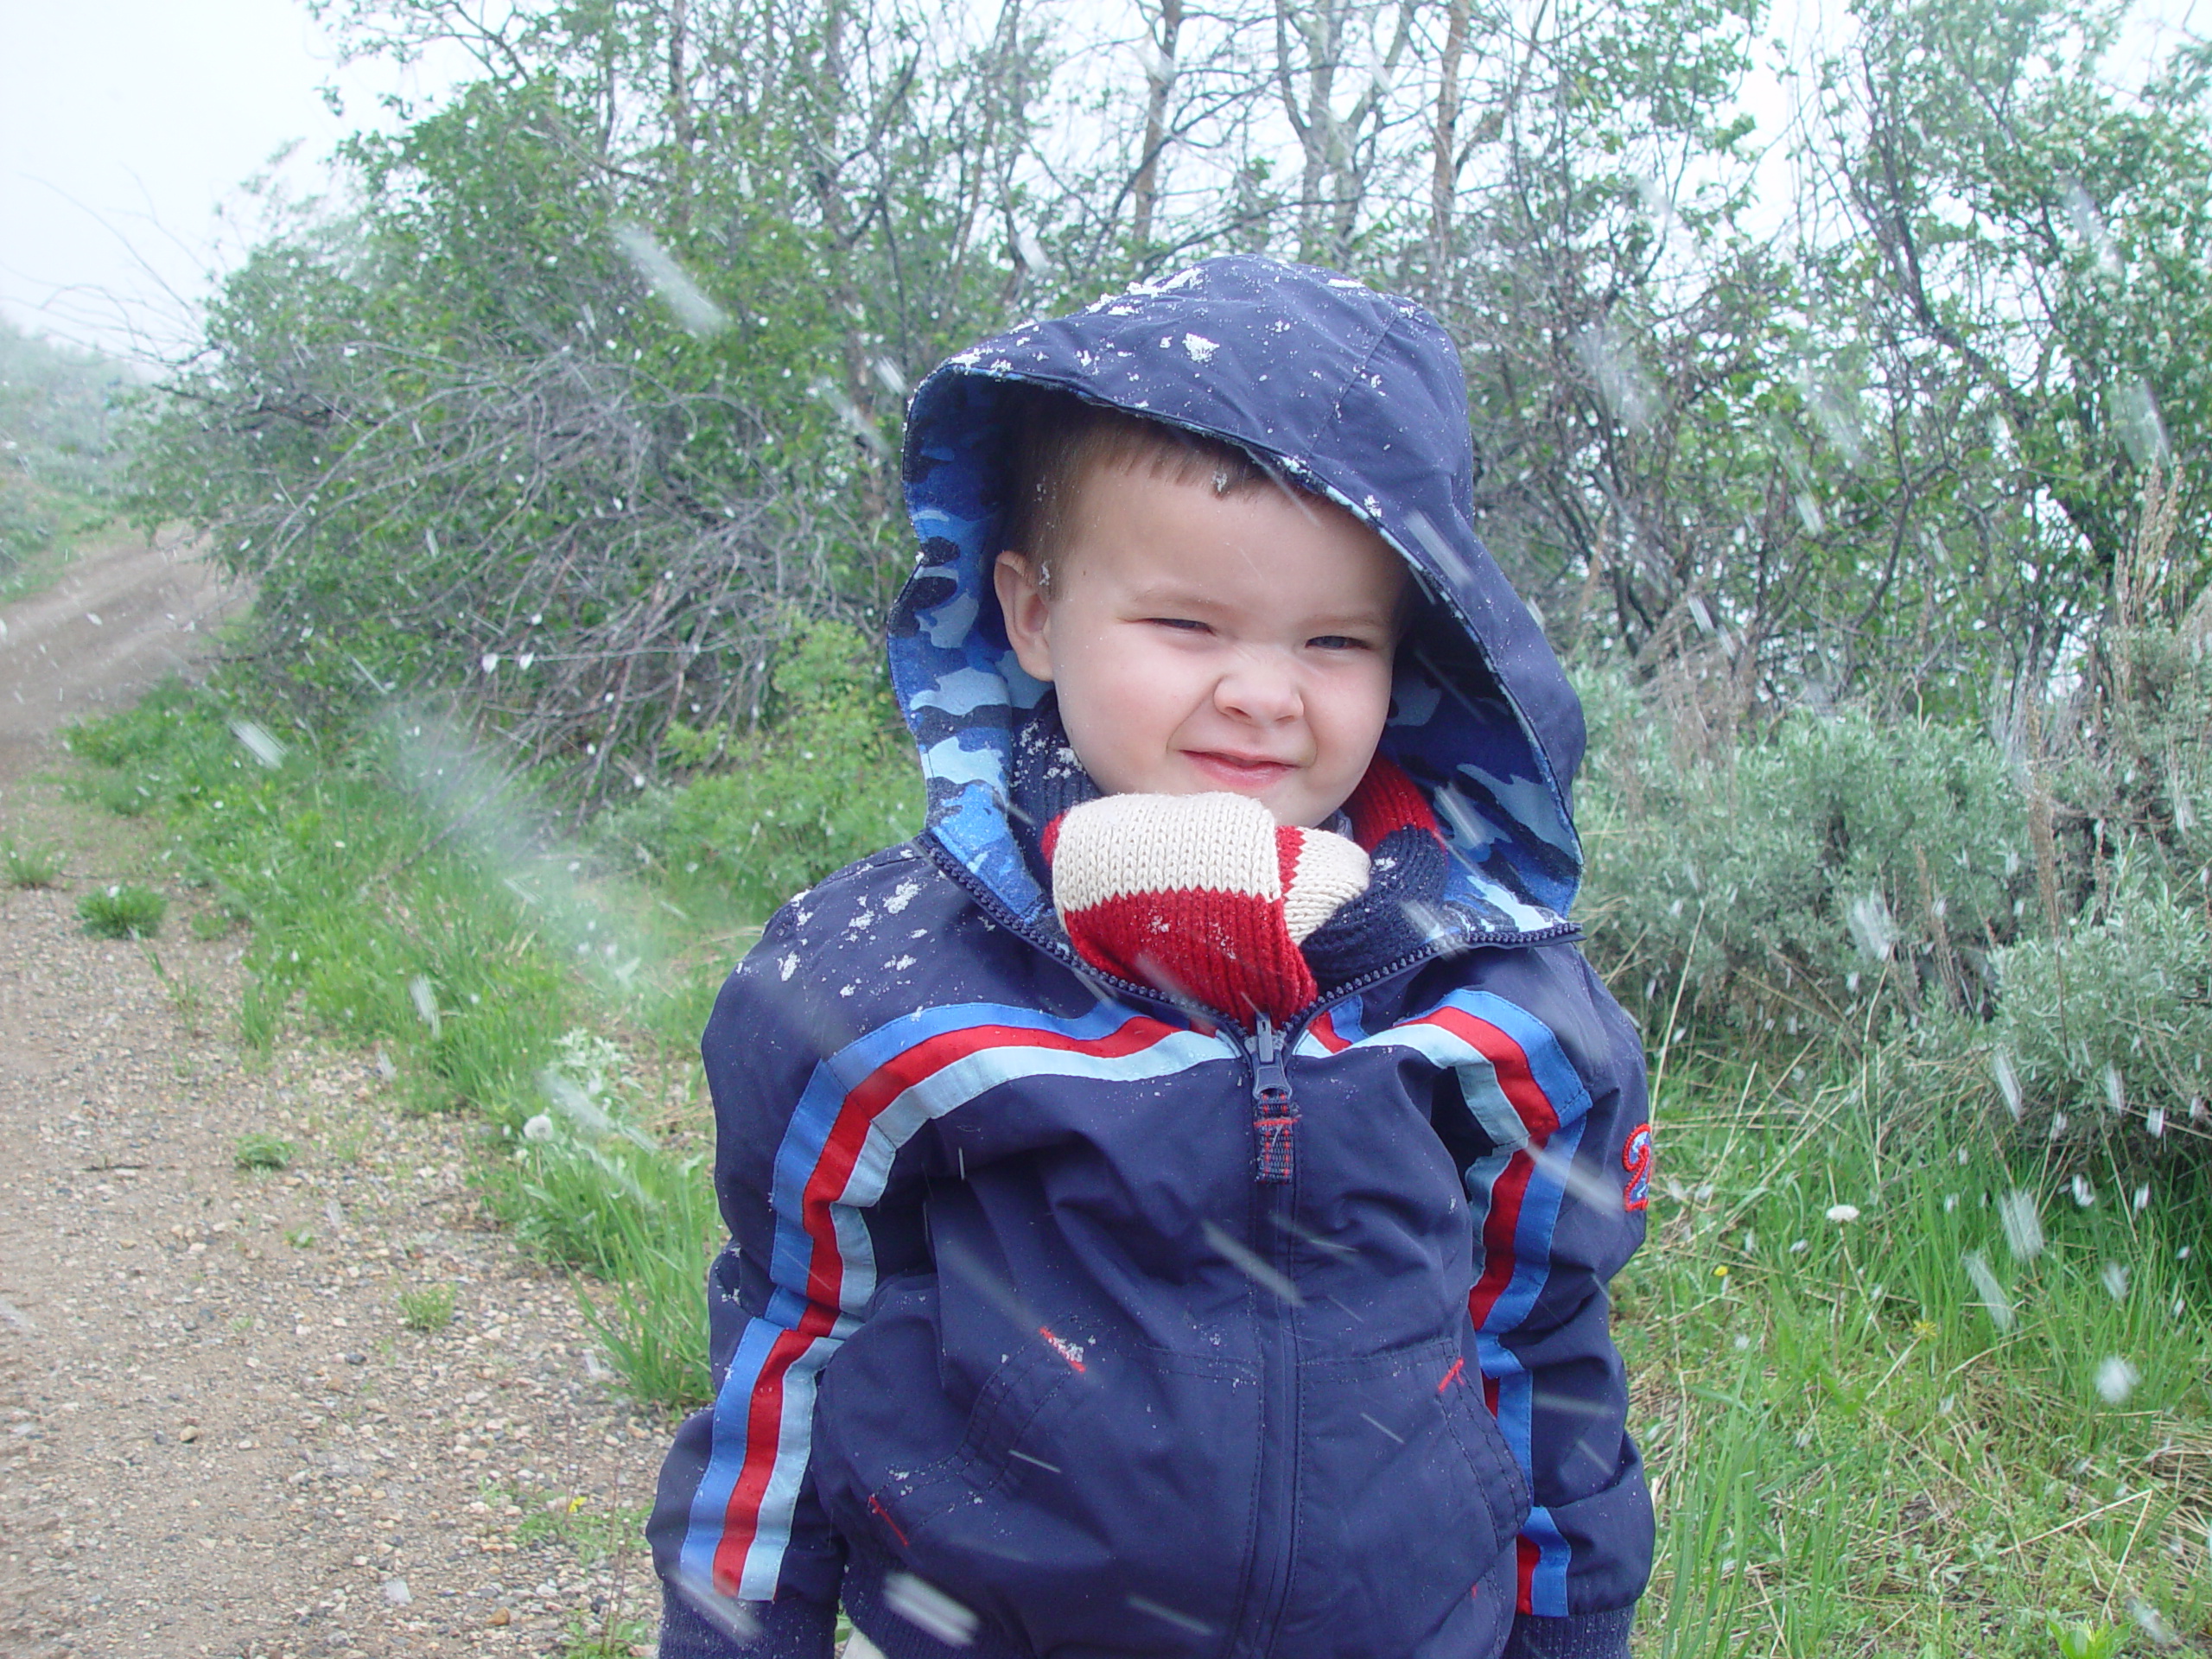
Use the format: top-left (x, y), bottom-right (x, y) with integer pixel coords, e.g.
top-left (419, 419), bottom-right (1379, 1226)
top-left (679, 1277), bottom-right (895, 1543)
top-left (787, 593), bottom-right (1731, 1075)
top-left (2094, 1356), bottom-right (2140, 1404)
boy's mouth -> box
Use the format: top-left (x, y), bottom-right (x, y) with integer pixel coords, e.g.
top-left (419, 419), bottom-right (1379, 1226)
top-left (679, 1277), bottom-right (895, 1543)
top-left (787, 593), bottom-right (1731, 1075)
top-left (1185, 750), bottom-right (1296, 789)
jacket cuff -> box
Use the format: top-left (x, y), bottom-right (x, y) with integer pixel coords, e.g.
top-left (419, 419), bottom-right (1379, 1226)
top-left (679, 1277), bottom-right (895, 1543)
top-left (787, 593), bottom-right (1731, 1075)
top-left (1501, 1605), bottom-right (1637, 1659)
top-left (658, 1579), bottom-right (837, 1659)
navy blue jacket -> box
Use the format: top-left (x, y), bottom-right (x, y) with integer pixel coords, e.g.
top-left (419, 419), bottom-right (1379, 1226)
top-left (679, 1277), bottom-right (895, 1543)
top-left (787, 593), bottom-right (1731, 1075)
top-left (651, 257), bottom-right (1654, 1659)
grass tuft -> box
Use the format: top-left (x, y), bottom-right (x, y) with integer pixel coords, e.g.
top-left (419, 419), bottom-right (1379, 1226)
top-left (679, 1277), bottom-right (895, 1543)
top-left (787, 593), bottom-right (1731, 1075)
top-left (77, 883), bottom-right (166, 938)
top-left (232, 1130), bottom-right (295, 1171)
top-left (397, 1283), bottom-right (456, 1333)
top-left (2, 837), bottom-right (62, 887)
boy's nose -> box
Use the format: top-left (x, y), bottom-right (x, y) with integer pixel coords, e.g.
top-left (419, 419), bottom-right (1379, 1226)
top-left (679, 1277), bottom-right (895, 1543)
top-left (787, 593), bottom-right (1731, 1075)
top-left (1213, 648), bottom-right (1302, 723)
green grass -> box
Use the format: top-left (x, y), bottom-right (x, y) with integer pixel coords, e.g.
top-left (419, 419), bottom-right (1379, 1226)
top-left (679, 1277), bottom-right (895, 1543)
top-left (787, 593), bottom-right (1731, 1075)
top-left (2, 837), bottom-right (62, 887)
top-left (397, 1282), bottom-right (457, 1332)
top-left (513, 1494), bottom-right (650, 1567)
top-left (67, 677), bottom-right (721, 1410)
top-left (0, 485), bottom-right (107, 603)
top-left (1624, 1042), bottom-right (2212, 1655)
top-left (76, 883), bottom-right (166, 938)
top-left (232, 1130), bottom-right (295, 1171)
top-left (551, 1607), bottom-right (653, 1659)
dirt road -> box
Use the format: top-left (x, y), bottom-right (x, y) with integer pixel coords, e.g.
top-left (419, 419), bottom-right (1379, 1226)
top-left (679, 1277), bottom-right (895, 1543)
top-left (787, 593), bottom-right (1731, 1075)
top-left (0, 531), bottom-right (669, 1657)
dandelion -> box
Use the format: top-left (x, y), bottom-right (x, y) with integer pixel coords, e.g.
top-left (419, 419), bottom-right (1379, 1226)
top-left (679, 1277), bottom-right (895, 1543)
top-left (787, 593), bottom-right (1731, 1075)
top-left (2094, 1356), bottom-right (2140, 1405)
top-left (1962, 1252), bottom-right (2014, 1332)
top-left (1998, 1190), bottom-right (2044, 1261)
top-left (522, 1114), bottom-right (556, 1142)
top-left (1825, 1203), bottom-right (1861, 1224)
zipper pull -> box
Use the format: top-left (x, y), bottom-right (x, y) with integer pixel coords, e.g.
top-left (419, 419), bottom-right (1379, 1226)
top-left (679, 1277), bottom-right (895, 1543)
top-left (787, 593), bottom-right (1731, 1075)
top-left (1250, 1014), bottom-right (1296, 1184)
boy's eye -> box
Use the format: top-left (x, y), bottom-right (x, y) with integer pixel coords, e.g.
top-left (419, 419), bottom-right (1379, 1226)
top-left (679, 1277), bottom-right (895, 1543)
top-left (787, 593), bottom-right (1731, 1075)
top-left (1146, 617), bottom-right (1210, 632)
top-left (1308, 634), bottom-right (1375, 652)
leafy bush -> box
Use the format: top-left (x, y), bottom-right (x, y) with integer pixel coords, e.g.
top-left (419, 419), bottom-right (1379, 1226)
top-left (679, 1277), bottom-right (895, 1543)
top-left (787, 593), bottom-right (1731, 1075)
top-left (1577, 671), bottom-right (2031, 1044)
top-left (77, 884), bottom-right (166, 938)
top-left (613, 618), bottom-right (923, 918)
top-left (0, 484), bottom-right (53, 575)
top-left (1992, 870), bottom-right (2211, 1144)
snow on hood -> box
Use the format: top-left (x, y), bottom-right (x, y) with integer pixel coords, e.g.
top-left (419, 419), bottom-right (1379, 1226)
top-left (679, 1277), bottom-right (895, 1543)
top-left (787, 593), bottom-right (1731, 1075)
top-left (888, 256), bottom-right (1586, 940)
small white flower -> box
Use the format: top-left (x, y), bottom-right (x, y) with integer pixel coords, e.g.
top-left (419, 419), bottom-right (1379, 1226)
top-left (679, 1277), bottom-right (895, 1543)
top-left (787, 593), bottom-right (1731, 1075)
top-left (1825, 1204), bottom-right (1861, 1224)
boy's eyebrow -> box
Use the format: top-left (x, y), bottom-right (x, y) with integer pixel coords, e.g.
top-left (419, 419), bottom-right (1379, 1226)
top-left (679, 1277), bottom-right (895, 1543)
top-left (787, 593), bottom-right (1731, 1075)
top-left (1118, 578), bottom-right (1397, 627)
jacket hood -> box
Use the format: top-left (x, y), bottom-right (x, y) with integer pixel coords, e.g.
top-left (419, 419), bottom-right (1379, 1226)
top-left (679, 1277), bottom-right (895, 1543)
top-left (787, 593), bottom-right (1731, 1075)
top-left (887, 255), bottom-right (1586, 942)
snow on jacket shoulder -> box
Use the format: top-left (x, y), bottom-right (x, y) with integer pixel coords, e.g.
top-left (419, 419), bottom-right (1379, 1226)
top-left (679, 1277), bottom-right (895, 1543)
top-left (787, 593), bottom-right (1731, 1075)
top-left (650, 256), bottom-right (1654, 1659)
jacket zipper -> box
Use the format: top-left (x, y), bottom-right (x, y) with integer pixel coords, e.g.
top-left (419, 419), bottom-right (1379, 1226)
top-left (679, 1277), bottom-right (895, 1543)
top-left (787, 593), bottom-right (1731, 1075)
top-left (1231, 1012), bottom-right (1300, 1659)
top-left (917, 831), bottom-right (1583, 1651)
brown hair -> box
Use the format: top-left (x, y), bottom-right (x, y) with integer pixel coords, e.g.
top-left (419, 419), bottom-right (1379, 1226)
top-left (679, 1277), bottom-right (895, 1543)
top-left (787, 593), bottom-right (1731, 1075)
top-left (999, 386), bottom-right (1279, 591)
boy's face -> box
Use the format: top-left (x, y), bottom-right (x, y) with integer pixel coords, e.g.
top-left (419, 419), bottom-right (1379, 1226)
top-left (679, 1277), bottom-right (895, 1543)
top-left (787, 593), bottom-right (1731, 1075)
top-left (994, 461), bottom-right (1405, 828)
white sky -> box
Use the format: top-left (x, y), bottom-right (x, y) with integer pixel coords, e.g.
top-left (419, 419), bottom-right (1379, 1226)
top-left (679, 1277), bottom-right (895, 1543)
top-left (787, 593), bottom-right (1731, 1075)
top-left (1, 0), bottom-right (2200, 366)
top-left (0, 0), bottom-right (460, 362)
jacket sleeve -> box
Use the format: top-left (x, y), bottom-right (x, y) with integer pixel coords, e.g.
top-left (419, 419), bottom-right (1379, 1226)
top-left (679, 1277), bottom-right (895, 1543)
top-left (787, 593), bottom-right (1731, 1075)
top-left (1455, 945), bottom-right (1654, 1657)
top-left (646, 898), bottom-right (927, 1657)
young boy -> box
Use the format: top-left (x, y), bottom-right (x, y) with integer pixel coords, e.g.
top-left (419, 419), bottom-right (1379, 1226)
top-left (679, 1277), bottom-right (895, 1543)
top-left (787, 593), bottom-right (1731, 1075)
top-left (650, 257), bottom-right (1653, 1659)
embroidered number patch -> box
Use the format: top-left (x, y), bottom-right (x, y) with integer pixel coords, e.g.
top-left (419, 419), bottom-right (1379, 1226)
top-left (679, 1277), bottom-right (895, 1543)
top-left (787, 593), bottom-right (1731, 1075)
top-left (1621, 1123), bottom-right (1653, 1212)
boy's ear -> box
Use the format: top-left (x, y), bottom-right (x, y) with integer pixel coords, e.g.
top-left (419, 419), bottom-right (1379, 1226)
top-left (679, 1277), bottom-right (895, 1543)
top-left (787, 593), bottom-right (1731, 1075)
top-left (993, 550), bottom-right (1057, 683)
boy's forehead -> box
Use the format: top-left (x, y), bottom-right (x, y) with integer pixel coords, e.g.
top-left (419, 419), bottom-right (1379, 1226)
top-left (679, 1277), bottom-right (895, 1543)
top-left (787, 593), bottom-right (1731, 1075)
top-left (1061, 461), bottom-right (1412, 615)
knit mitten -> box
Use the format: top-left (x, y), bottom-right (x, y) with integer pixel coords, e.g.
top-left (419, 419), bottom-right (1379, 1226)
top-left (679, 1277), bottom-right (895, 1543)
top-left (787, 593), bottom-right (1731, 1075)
top-left (1042, 791), bottom-right (1370, 1024)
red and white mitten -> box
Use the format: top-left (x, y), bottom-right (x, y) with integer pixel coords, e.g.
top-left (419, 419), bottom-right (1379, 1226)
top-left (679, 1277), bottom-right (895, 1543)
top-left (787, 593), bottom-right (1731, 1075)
top-left (1042, 792), bottom-right (1370, 1023)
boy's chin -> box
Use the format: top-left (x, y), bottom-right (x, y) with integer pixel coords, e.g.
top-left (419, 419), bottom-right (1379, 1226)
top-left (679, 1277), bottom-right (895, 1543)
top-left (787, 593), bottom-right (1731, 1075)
top-left (1159, 772), bottom-right (1350, 830)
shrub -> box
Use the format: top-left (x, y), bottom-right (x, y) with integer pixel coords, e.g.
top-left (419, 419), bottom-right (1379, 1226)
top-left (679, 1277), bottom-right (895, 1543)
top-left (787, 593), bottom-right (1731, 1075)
top-left (0, 484), bottom-right (54, 574)
top-left (1991, 869), bottom-right (2211, 1147)
top-left (77, 884), bottom-right (166, 938)
top-left (1576, 671), bottom-right (2031, 1045)
top-left (613, 618), bottom-right (923, 919)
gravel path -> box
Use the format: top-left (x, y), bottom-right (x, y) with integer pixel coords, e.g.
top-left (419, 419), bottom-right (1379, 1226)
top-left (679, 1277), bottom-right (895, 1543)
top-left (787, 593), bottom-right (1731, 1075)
top-left (0, 531), bottom-right (671, 1658)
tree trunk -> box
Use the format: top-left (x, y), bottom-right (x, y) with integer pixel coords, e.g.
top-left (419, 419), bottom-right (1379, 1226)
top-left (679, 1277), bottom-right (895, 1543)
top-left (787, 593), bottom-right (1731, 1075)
top-left (1130, 0), bottom-right (1184, 257)
top-left (1429, 0), bottom-right (1467, 287)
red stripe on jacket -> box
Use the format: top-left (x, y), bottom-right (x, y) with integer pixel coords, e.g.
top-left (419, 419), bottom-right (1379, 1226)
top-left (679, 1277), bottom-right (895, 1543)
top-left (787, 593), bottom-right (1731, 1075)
top-left (1413, 1005), bottom-right (1560, 1330)
top-left (710, 1014), bottom-right (1179, 1587)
